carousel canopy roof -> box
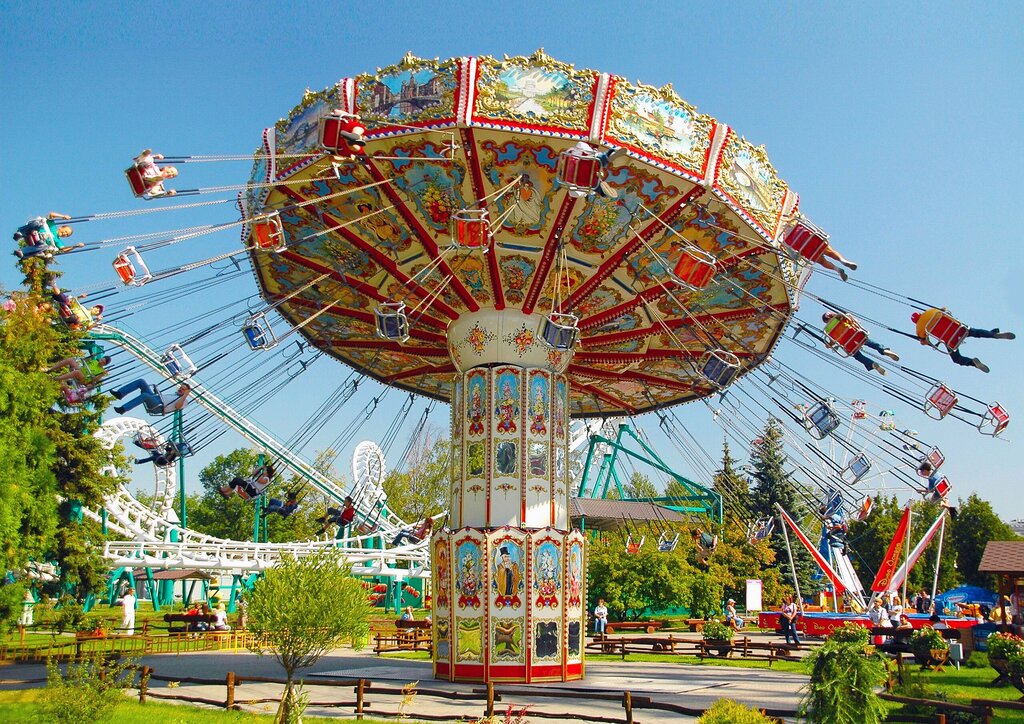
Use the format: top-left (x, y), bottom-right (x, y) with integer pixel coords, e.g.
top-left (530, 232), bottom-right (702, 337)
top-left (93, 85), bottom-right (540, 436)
top-left (245, 50), bottom-right (804, 416)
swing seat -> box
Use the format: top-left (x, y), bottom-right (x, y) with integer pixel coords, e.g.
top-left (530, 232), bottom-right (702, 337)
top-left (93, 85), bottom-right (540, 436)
top-left (821, 489), bottom-right (844, 517)
top-left (375, 302), bottom-right (410, 343)
top-left (451, 209), bottom-right (491, 250)
top-left (923, 312), bottom-right (968, 352)
top-left (671, 247), bottom-right (717, 290)
top-left (823, 314), bottom-right (867, 356)
top-left (928, 476), bottom-right (951, 500)
top-left (251, 213), bottom-right (286, 252)
top-left (978, 402), bottom-right (1010, 437)
top-left (657, 532), bottom-right (680, 553)
top-left (557, 144), bottom-right (602, 198)
top-left (15, 220), bottom-right (57, 248)
top-left (923, 383), bottom-right (958, 420)
top-left (624, 535), bottom-right (644, 555)
top-left (161, 344), bottom-right (196, 379)
top-left (749, 518), bottom-right (774, 543)
top-left (539, 313), bottom-right (579, 351)
top-left (60, 298), bottom-right (95, 330)
top-left (700, 349), bottom-right (740, 388)
top-left (805, 400), bottom-right (841, 439)
top-left (841, 453), bottom-right (872, 484)
top-left (62, 384), bottom-right (88, 405)
top-left (782, 217), bottom-right (829, 263)
top-left (124, 164), bottom-right (150, 198)
top-left (243, 313), bottom-right (278, 351)
top-left (857, 496), bottom-right (873, 521)
top-left (917, 447), bottom-right (945, 476)
top-left (112, 246), bottom-right (152, 286)
top-left (319, 111), bottom-right (366, 157)
top-left (852, 400), bottom-right (868, 419)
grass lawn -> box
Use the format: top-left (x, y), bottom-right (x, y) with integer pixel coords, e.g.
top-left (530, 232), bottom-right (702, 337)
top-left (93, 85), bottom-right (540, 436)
top-left (0, 689), bottom-right (426, 723)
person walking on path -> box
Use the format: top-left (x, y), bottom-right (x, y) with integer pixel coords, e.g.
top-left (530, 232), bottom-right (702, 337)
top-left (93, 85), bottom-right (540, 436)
top-left (119, 586), bottom-right (137, 635)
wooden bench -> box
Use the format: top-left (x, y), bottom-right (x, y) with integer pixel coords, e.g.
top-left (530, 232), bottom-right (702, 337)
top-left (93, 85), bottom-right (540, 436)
top-left (395, 619), bottom-right (431, 630)
top-left (605, 620), bottom-right (665, 635)
top-left (373, 630), bottom-right (431, 655)
top-left (162, 613), bottom-right (217, 634)
top-left (586, 634), bottom-right (799, 666)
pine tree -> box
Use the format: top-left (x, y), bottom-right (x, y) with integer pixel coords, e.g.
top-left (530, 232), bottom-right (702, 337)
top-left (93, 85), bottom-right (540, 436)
top-left (747, 417), bottom-right (819, 597)
top-left (712, 439), bottom-right (752, 521)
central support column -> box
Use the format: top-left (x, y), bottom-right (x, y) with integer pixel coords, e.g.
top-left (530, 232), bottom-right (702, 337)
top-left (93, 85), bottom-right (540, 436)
top-left (433, 311), bottom-right (586, 682)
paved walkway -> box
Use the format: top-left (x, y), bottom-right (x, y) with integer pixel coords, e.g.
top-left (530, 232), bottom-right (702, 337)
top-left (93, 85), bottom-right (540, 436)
top-left (0, 646), bottom-right (809, 722)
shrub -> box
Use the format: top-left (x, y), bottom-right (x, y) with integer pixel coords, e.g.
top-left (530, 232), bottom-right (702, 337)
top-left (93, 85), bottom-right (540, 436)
top-left (701, 620), bottom-right (735, 641)
top-left (1008, 650), bottom-right (1024, 675)
top-left (987, 631), bottom-right (1024, 659)
top-left (697, 698), bottom-right (774, 723)
top-left (829, 621), bottom-right (869, 646)
top-left (910, 626), bottom-right (949, 660)
top-left (800, 638), bottom-right (888, 724)
top-left (44, 652), bottom-right (137, 724)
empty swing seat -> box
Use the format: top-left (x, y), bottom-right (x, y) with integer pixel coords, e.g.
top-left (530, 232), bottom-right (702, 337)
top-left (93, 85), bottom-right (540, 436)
top-left (243, 313), bottom-right (278, 351)
top-left (978, 402), bottom-right (1010, 437)
top-left (657, 532), bottom-right (680, 553)
top-left (917, 446), bottom-right (945, 476)
top-left (701, 349), bottom-right (740, 388)
top-left (823, 314), bottom-right (868, 356)
top-left (625, 535), bottom-right (644, 555)
top-left (842, 453), bottom-right (872, 484)
top-left (923, 383), bottom-right (958, 419)
top-left (161, 344), bottom-right (196, 379)
top-left (557, 144), bottom-right (602, 198)
top-left (319, 112), bottom-right (366, 157)
top-left (539, 313), bottom-right (579, 350)
top-left (923, 312), bottom-right (969, 352)
top-left (806, 401), bottom-right (841, 439)
top-left (112, 246), bottom-right (152, 286)
top-left (375, 303), bottom-right (410, 342)
top-left (672, 247), bottom-right (717, 290)
top-left (857, 496), bottom-right (874, 521)
top-left (782, 217), bottom-right (830, 263)
top-left (452, 209), bottom-right (491, 250)
top-left (251, 213), bottom-right (286, 252)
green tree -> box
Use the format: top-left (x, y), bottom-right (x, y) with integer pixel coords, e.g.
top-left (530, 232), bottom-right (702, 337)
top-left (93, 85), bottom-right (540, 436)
top-left (747, 417), bottom-right (818, 597)
top-left (0, 262), bottom-right (117, 624)
top-left (190, 448), bottom-right (263, 541)
top-left (952, 493), bottom-right (1018, 588)
top-left (587, 540), bottom-right (692, 620)
top-left (800, 637), bottom-right (888, 723)
top-left (246, 550), bottom-right (372, 723)
top-left (382, 427), bottom-right (450, 523)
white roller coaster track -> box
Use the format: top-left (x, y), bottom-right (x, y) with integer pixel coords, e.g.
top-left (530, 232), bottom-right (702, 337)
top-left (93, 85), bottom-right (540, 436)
top-left (86, 325), bottom-right (429, 576)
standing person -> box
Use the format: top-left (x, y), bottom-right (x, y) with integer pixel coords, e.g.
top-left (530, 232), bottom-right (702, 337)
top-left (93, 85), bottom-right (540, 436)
top-left (20, 589), bottom-right (35, 628)
top-left (780, 594), bottom-right (801, 646)
top-left (119, 586), bottom-right (137, 635)
top-left (888, 594), bottom-right (904, 628)
top-left (237, 594), bottom-right (248, 630)
top-left (593, 598), bottom-right (609, 636)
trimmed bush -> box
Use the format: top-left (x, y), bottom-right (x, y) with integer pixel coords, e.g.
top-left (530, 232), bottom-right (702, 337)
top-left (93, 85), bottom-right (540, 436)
top-left (800, 638), bottom-right (888, 724)
top-left (829, 621), bottom-right (869, 646)
top-left (701, 620), bottom-right (735, 641)
top-left (697, 698), bottom-right (774, 723)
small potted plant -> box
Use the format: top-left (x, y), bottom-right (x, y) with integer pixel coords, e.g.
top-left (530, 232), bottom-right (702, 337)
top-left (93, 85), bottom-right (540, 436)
top-left (988, 631), bottom-right (1024, 680)
top-left (910, 626), bottom-right (949, 669)
top-left (829, 621), bottom-right (870, 647)
top-left (702, 620), bottom-right (735, 657)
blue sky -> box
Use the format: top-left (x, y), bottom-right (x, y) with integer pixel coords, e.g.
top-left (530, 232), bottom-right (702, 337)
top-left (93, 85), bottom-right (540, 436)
top-left (2, 2), bottom-right (1022, 518)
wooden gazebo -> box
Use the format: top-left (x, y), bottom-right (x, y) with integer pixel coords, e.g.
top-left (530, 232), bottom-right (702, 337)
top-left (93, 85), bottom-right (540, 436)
top-left (977, 541), bottom-right (1024, 628)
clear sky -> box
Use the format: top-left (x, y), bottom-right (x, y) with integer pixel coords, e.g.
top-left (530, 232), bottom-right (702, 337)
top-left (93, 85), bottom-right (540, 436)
top-left (2, 2), bottom-right (1022, 517)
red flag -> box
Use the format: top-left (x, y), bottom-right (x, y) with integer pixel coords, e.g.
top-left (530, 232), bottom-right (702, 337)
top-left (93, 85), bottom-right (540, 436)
top-left (871, 507), bottom-right (911, 592)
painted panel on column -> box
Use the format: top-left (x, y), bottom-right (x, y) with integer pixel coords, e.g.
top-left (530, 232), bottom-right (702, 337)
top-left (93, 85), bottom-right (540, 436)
top-left (525, 370), bottom-right (551, 528)
top-left (490, 367), bottom-right (522, 527)
top-left (551, 376), bottom-right (569, 529)
top-left (533, 537), bottom-right (562, 608)
top-left (432, 534), bottom-right (453, 677)
top-left (564, 531), bottom-right (586, 667)
top-left (488, 529), bottom-right (528, 672)
top-left (453, 532), bottom-right (486, 671)
top-left (463, 369), bottom-right (489, 523)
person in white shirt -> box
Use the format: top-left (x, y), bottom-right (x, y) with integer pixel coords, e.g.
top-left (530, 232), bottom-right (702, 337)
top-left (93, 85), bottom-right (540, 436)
top-left (593, 599), bottom-right (609, 635)
top-left (888, 594), bottom-right (904, 627)
top-left (120, 587), bottom-right (137, 635)
top-left (213, 603), bottom-right (231, 631)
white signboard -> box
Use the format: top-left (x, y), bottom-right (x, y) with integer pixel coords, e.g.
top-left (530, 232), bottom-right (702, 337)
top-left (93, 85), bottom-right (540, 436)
top-left (745, 579), bottom-right (763, 612)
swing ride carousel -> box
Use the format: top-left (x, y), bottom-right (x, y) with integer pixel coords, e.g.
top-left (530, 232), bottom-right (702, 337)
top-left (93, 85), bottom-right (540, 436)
top-left (238, 50), bottom-right (812, 683)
